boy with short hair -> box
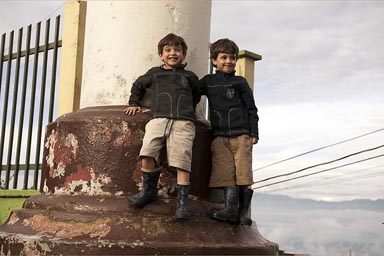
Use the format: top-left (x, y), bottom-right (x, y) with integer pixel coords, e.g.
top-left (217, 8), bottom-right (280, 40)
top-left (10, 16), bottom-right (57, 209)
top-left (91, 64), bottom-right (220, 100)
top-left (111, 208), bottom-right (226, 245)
top-left (124, 33), bottom-right (200, 220)
top-left (199, 38), bottom-right (259, 225)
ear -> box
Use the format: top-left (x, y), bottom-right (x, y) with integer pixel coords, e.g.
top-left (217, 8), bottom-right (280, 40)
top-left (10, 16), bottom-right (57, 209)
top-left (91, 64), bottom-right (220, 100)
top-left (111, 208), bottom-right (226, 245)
top-left (212, 58), bottom-right (218, 66)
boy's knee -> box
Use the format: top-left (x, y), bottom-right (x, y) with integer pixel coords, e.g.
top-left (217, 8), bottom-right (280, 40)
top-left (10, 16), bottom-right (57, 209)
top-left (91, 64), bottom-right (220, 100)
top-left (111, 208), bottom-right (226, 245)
top-left (141, 156), bottom-right (156, 169)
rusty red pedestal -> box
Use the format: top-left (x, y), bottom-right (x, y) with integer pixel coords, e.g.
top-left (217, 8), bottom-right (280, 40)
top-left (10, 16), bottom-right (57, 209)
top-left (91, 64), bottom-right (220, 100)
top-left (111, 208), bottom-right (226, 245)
top-left (0, 105), bottom-right (278, 255)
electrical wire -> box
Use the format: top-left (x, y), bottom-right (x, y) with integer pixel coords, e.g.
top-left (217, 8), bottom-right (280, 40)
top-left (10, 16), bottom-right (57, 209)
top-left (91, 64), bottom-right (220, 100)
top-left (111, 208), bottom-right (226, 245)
top-left (253, 144), bottom-right (384, 184)
top-left (266, 169), bottom-right (384, 193)
top-left (253, 128), bottom-right (384, 172)
top-left (264, 164), bottom-right (384, 193)
top-left (252, 153), bottom-right (384, 190)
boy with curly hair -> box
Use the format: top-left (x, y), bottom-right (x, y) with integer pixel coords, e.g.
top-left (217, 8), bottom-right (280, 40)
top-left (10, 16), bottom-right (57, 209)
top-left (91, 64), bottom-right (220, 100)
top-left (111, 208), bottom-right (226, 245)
top-left (125, 33), bottom-right (200, 220)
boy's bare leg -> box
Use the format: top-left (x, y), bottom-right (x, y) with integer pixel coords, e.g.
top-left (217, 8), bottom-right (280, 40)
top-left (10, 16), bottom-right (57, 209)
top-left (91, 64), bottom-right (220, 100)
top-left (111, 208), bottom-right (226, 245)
top-left (176, 169), bottom-right (190, 185)
top-left (141, 156), bottom-right (156, 170)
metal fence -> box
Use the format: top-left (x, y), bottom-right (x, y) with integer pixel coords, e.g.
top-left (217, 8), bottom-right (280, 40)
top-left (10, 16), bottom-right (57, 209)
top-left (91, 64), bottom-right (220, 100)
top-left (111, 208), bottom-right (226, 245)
top-left (0, 15), bottom-right (62, 190)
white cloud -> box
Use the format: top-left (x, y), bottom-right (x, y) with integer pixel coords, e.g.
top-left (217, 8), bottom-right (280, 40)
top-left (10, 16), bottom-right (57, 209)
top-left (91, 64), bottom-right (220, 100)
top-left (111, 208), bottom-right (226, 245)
top-left (212, 1), bottom-right (384, 104)
top-left (252, 196), bottom-right (384, 256)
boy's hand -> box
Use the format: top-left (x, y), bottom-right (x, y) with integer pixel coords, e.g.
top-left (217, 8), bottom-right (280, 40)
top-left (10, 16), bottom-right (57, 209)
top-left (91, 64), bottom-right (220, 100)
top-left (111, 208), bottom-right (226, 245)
top-left (124, 106), bottom-right (141, 116)
top-left (251, 137), bottom-right (258, 144)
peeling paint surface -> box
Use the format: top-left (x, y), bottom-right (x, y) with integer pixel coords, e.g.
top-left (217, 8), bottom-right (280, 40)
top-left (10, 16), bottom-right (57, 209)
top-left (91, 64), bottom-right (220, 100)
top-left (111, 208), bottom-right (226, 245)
top-left (22, 214), bottom-right (111, 239)
top-left (41, 107), bottom-right (153, 196)
top-left (6, 213), bottom-right (19, 226)
top-left (45, 130), bottom-right (79, 179)
top-left (87, 120), bottom-right (144, 147)
top-left (54, 165), bottom-right (112, 196)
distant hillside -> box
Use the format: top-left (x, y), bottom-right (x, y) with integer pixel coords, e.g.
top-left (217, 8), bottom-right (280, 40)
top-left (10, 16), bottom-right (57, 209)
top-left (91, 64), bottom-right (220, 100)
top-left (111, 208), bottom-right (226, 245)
top-left (252, 193), bottom-right (384, 212)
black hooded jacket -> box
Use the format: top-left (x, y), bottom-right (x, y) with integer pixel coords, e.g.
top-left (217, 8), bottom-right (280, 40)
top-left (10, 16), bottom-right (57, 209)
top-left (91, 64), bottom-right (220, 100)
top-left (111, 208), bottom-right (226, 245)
top-left (128, 65), bottom-right (200, 122)
top-left (199, 70), bottom-right (259, 138)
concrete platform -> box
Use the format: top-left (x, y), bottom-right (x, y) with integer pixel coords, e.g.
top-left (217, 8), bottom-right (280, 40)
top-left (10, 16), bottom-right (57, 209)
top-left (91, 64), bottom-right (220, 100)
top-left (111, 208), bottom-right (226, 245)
top-left (0, 106), bottom-right (279, 255)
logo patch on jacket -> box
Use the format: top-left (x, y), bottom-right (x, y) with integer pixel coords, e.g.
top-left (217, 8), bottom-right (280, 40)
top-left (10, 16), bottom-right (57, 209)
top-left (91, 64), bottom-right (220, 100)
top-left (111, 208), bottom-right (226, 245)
top-left (225, 88), bottom-right (235, 99)
top-left (180, 76), bottom-right (189, 88)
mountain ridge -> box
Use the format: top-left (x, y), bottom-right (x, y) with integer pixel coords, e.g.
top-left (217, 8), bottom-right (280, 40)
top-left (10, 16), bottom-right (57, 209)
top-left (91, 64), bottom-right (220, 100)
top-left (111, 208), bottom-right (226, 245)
top-left (252, 193), bottom-right (384, 211)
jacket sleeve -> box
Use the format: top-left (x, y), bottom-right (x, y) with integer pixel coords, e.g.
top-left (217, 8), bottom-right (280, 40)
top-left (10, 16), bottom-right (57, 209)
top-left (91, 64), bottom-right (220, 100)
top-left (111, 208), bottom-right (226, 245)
top-left (191, 73), bottom-right (201, 111)
top-left (239, 78), bottom-right (259, 139)
top-left (198, 75), bottom-right (208, 96)
top-left (128, 69), bottom-right (153, 106)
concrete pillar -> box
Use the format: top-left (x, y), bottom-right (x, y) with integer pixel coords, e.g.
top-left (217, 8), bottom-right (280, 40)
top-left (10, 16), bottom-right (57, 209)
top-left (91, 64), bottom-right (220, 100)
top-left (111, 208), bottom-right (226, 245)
top-left (57, 0), bottom-right (86, 116)
top-left (79, 0), bottom-right (211, 118)
top-left (235, 50), bottom-right (262, 90)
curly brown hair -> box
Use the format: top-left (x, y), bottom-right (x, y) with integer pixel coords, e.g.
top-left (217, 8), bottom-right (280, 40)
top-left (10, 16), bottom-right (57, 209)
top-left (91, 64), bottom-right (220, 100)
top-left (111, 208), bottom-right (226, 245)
top-left (158, 33), bottom-right (188, 56)
top-left (209, 38), bottom-right (239, 63)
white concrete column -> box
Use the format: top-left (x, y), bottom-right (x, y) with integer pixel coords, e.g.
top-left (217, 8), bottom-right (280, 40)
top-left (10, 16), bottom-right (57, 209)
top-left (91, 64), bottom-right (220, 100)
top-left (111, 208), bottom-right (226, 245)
top-left (80, 0), bottom-right (212, 117)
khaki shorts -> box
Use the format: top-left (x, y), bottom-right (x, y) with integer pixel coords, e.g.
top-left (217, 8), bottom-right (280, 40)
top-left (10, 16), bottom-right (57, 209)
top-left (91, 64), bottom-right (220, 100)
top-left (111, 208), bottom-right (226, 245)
top-left (209, 135), bottom-right (254, 187)
top-left (140, 118), bottom-right (195, 172)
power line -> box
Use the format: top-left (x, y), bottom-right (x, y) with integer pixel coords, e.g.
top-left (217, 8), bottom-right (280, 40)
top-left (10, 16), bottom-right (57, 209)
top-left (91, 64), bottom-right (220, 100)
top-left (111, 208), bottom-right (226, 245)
top-left (252, 153), bottom-right (384, 190)
top-left (266, 164), bottom-right (384, 192)
top-left (265, 166), bottom-right (384, 193)
top-left (253, 144), bottom-right (384, 184)
top-left (253, 128), bottom-right (384, 172)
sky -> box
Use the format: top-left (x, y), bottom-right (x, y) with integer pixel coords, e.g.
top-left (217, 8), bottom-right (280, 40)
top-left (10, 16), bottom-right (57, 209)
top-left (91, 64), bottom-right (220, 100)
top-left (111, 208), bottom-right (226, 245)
top-left (252, 194), bottom-right (384, 256)
top-left (1, 1), bottom-right (384, 202)
top-left (209, 0), bottom-right (384, 202)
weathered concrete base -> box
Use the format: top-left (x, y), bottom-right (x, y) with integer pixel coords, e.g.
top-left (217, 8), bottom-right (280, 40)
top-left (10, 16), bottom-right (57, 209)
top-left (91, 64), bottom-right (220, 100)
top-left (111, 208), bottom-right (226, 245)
top-left (0, 106), bottom-right (278, 255)
top-left (0, 194), bottom-right (278, 255)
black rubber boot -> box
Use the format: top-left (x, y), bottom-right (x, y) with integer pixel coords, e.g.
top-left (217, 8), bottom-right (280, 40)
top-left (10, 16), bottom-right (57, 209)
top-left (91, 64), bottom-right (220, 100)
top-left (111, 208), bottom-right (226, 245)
top-left (238, 188), bottom-right (253, 225)
top-left (211, 186), bottom-right (239, 223)
top-left (175, 184), bottom-right (191, 220)
top-left (128, 170), bottom-right (160, 208)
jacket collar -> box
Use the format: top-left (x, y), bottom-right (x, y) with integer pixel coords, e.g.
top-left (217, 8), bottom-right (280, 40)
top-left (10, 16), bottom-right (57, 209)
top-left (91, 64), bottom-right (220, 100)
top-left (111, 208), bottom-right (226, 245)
top-left (215, 70), bottom-right (236, 79)
top-left (160, 63), bottom-right (187, 71)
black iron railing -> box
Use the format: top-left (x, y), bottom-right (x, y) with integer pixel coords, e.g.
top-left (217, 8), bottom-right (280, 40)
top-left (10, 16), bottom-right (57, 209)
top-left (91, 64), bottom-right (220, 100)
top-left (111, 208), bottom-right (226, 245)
top-left (0, 15), bottom-right (62, 190)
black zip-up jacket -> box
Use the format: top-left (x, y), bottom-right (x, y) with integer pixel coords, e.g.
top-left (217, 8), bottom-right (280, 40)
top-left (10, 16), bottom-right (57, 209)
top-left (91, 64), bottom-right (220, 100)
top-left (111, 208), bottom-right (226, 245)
top-left (199, 70), bottom-right (259, 138)
top-left (128, 65), bottom-right (200, 122)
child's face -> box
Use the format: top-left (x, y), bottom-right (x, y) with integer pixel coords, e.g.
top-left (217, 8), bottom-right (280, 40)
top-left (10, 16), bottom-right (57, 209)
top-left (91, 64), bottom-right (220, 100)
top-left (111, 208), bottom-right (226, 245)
top-left (160, 44), bottom-right (186, 69)
top-left (212, 52), bottom-right (237, 73)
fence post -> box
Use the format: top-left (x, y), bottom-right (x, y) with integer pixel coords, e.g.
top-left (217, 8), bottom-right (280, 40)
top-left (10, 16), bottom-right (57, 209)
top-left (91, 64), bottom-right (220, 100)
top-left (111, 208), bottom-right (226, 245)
top-left (57, 0), bottom-right (87, 116)
top-left (235, 50), bottom-right (262, 91)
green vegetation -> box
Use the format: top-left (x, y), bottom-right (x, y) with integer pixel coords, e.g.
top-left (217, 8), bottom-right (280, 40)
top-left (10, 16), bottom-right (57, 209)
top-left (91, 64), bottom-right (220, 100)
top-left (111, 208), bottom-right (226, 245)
top-left (0, 190), bottom-right (40, 225)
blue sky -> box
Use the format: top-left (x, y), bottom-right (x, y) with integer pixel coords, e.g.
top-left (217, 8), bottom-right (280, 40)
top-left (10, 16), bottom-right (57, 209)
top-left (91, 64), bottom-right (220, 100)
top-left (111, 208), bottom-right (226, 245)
top-left (1, 0), bottom-right (383, 201)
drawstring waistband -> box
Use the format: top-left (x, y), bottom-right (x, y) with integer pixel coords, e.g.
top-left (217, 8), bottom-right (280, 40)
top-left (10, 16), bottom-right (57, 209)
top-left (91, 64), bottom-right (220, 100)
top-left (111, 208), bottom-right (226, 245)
top-left (161, 119), bottom-right (174, 144)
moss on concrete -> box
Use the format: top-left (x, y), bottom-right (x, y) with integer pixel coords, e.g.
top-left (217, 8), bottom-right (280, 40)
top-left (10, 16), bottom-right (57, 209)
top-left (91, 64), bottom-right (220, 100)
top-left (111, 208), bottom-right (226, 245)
top-left (0, 190), bottom-right (40, 224)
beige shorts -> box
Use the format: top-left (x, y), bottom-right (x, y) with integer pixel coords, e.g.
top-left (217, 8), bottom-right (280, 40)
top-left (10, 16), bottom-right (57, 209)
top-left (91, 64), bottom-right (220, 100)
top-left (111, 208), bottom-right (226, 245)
top-left (209, 135), bottom-right (254, 187)
top-left (140, 118), bottom-right (195, 172)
